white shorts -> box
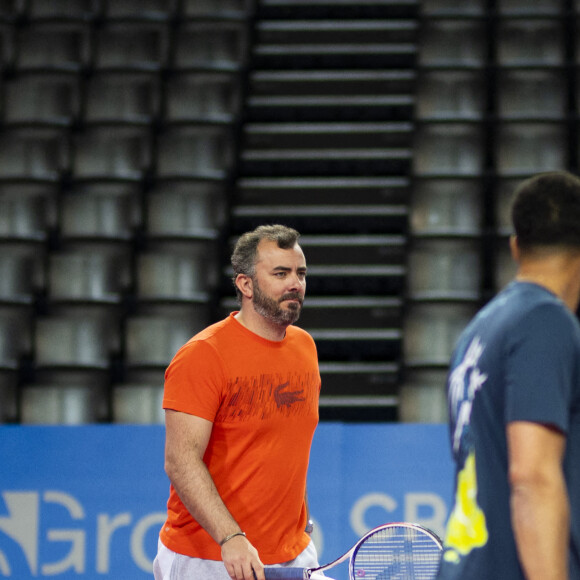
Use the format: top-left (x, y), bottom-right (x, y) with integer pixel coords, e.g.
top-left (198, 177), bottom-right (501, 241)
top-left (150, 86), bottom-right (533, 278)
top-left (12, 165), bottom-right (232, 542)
top-left (153, 538), bottom-right (320, 580)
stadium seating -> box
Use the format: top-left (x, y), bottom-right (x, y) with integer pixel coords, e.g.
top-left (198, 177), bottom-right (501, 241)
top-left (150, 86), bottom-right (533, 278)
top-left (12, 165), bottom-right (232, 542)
top-left (0, 0), bottom-right (577, 423)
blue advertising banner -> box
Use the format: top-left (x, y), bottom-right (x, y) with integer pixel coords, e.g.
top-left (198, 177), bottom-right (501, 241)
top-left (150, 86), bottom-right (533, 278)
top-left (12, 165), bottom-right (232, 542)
top-left (0, 424), bottom-right (454, 579)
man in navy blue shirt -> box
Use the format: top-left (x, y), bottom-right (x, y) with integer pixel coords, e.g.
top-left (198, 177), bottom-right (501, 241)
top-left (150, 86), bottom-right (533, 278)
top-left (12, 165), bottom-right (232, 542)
top-left (437, 171), bottom-right (580, 580)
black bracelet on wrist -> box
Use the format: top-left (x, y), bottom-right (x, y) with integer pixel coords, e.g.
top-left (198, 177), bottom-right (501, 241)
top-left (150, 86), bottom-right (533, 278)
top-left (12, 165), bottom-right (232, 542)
top-left (220, 531), bottom-right (246, 546)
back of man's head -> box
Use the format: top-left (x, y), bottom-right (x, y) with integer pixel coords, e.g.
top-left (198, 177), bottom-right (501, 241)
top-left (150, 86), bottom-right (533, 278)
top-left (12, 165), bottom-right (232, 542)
top-left (511, 171), bottom-right (580, 253)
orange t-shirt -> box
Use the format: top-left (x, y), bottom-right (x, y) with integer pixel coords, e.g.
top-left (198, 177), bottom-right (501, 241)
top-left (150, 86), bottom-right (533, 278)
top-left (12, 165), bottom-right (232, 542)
top-left (159, 313), bottom-right (321, 564)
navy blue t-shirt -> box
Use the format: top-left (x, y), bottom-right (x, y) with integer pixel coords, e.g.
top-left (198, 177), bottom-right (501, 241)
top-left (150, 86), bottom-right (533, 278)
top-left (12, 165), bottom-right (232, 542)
top-left (436, 282), bottom-right (580, 580)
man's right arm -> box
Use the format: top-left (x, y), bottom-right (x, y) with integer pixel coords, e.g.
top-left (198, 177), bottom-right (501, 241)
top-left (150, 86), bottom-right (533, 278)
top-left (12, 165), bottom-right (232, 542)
top-left (164, 409), bottom-right (265, 580)
top-left (508, 420), bottom-right (569, 580)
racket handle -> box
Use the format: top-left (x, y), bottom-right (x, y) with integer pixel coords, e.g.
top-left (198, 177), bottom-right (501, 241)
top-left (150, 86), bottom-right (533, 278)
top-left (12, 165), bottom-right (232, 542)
top-left (263, 567), bottom-right (307, 579)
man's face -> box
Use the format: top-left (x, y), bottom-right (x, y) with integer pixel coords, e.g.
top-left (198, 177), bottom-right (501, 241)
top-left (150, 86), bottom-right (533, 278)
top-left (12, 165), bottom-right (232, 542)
top-left (251, 239), bottom-right (307, 326)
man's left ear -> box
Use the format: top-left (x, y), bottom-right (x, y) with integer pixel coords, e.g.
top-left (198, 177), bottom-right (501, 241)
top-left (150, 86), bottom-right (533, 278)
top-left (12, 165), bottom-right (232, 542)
top-left (509, 235), bottom-right (520, 261)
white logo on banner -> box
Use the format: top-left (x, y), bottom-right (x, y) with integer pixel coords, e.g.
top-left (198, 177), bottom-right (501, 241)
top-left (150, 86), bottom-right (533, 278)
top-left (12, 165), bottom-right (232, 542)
top-left (0, 492), bottom-right (39, 576)
top-left (350, 492), bottom-right (448, 539)
top-left (0, 490), bottom-right (165, 577)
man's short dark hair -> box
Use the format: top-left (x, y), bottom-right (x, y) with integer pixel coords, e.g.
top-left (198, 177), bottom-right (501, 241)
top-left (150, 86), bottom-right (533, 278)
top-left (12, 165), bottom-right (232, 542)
top-left (511, 171), bottom-right (580, 252)
top-left (231, 224), bottom-right (301, 302)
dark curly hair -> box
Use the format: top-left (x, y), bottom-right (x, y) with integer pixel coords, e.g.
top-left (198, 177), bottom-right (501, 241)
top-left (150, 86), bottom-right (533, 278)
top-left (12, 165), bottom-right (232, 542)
top-left (511, 171), bottom-right (580, 253)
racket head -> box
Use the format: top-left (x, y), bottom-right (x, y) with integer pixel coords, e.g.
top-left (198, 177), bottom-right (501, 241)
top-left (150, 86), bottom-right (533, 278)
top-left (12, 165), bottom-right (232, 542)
top-left (349, 522), bottom-right (443, 580)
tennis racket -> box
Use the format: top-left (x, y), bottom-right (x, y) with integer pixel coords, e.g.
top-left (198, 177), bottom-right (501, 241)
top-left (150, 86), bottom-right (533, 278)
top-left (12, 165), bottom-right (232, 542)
top-left (263, 522), bottom-right (443, 580)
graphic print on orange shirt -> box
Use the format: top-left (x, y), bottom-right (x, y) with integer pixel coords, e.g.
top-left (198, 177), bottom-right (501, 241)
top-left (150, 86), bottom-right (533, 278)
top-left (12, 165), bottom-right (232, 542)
top-left (215, 371), bottom-right (319, 423)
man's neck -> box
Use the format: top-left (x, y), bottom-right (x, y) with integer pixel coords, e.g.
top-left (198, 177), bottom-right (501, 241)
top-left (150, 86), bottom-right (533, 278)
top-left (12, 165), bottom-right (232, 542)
top-left (515, 254), bottom-right (580, 312)
top-left (234, 310), bottom-right (287, 342)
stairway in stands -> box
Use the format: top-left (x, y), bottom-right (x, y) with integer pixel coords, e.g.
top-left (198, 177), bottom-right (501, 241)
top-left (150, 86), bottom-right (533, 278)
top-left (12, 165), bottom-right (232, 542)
top-left (227, 0), bottom-right (418, 421)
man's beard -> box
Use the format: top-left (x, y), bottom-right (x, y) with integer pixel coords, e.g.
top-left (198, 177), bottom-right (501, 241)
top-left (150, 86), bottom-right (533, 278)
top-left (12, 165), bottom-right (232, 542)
top-left (252, 279), bottom-right (303, 326)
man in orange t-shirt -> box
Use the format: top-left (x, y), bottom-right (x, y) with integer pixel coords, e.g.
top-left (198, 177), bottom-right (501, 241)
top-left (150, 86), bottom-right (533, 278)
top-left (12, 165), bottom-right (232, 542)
top-left (153, 225), bottom-right (321, 580)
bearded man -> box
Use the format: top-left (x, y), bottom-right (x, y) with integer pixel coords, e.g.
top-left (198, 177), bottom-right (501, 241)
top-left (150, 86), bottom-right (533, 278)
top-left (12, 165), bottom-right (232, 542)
top-left (153, 225), bottom-right (321, 580)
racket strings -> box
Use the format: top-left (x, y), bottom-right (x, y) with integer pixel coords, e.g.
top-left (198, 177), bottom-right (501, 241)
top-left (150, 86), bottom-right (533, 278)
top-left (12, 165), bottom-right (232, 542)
top-left (350, 526), bottom-right (441, 580)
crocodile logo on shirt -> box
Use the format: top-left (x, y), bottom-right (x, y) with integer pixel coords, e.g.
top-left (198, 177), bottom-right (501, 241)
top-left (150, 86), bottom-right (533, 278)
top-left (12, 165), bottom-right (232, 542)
top-left (215, 373), bottom-right (317, 421)
top-left (274, 382), bottom-right (305, 409)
